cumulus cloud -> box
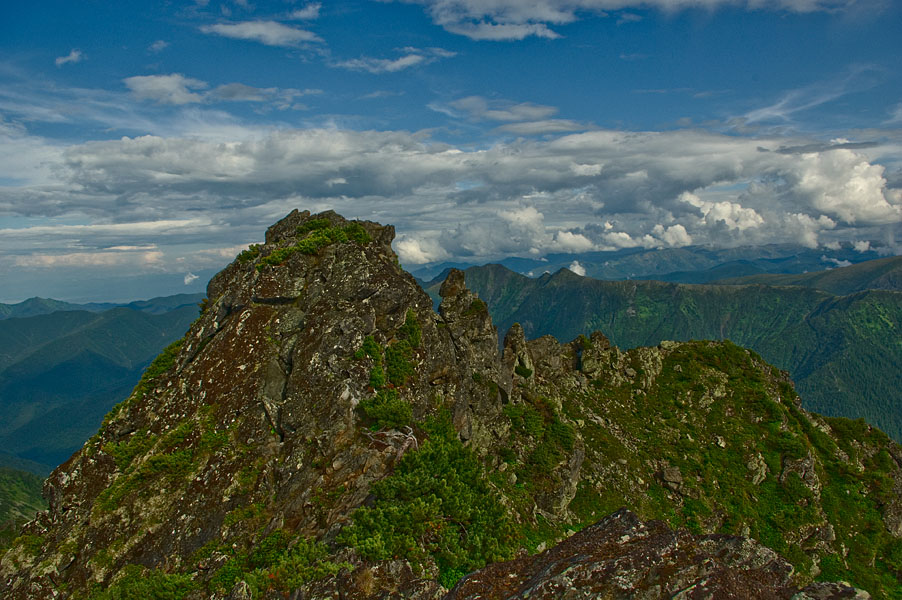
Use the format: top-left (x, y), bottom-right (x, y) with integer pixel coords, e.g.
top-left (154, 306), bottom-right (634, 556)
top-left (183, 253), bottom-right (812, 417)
top-left (653, 223), bottom-right (693, 247)
top-left (200, 20), bottom-right (322, 46)
top-left (334, 47), bottom-right (456, 74)
top-left (568, 260), bottom-right (586, 275)
top-left (397, 0), bottom-right (860, 40)
top-left (124, 74), bottom-right (208, 105)
top-left (55, 49), bottom-right (84, 67)
top-left (2, 125), bottom-right (900, 275)
top-left (184, 272), bottom-right (200, 284)
top-left (679, 192), bottom-right (764, 231)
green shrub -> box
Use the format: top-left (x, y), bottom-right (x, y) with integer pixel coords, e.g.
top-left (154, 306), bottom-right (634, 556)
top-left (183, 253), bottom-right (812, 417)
top-left (343, 222), bottom-right (371, 244)
top-left (354, 335), bottom-right (382, 360)
top-left (257, 222), bottom-right (371, 270)
top-left (514, 364), bottom-right (533, 379)
top-left (210, 531), bottom-right (344, 596)
top-left (385, 341), bottom-right (414, 387)
top-left (130, 340), bottom-right (182, 404)
top-left (359, 389), bottom-right (412, 430)
top-left (504, 404), bottom-right (545, 438)
top-left (296, 218), bottom-right (331, 234)
top-left (398, 309), bottom-right (422, 348)
top-left (463, 298), bottom-right (487, 316)
top-left (340, 412), bottom-right (518, 587)
top-left (236, 244), bottom-right (262, 263)
top-left (104, 430), bottom-right (156, 471)
top-left (90, 565), bottom-right (195, 600)
top-left (369, 362), bottom-right (386, 389)
top-left (244, 537), bottom-right (347, 594)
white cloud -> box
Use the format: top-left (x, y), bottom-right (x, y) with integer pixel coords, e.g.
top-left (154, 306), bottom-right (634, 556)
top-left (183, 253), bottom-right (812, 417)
top-left (887, 104), bottom-right (902, 125)
top-left (398, 0), bottom-right (861, 41)
top-left (124, 74), bottom-right (208, 105)
top-left (14, 250), bottom-right (164, 268)
top-left (822, 255), bottom-right (852, 267)
top-left (496, 119), bottom-right (587, 135)
top-left (679, 191), bottom-right (764, 231)
top-left (742, 65), bottom-right (882, 128)
top-left (445, 22), bottom-right (561, 40)
top-left (652, 223), bottom-right (693, 247)
top-left (853, 240), bottom-right (872, 252)
top-left (567, 260), bottom-right (586, 275)
top-left (395, 235), bottom-right (450, 264)
top-left (200, 20), bottom-right (322, 46)
top-left (335, 48), bottom-right (456, 74)
top-left (446, 96), bottom-right (558, 121)
top-left (122, 74), bottom-right (318, 109)
top-left (554, 230), bottom-right (594, 252)
top-left (55, 49), bottom-right (84, 67)
top-left (433, 96), bottom-right (592, 134)
top-left (1, 125), bottom-right (899, 274)
top-left (184, 272), bottom-right (200, 284)
top-left (288, 3), bottom-right (321, 19)
top-left (148, 40), bottom-right (170, 53)
top-left (789, 149), bottom-right (901, 225)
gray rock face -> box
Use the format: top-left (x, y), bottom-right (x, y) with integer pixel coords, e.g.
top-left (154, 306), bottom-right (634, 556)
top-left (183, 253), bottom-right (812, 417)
top-left (1, 210), bottom-right (504, 598)
top-left (3, 210), bottom-right (899, 600)
top-left (446, 509), bottom-right (867, 600)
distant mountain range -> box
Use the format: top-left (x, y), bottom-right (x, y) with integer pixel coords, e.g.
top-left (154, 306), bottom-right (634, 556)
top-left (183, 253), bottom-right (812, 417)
top-left (0, 294), bottom-right (203, 475)
top-left (0, 293), bottom-right (206, 320)
top-left (425, 258), bottom-right (902, 442)
top-left (718, 255), bottom-right (902, 295)
top-left (410, 242), bottom-right (888, 283)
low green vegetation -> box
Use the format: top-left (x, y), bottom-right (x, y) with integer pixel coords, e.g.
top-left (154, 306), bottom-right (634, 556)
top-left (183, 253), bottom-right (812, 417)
top-left (359, 389), bottom-right (412, 430)
top-left (454, 263), bottom-right (902, 442)
top-left (88, 565), bottom-right (195, 600)
top-left (105, 340), bottom-right (183, 426)
top-left (96, 409), bottom-right (228, 513)
top-left (255, 220), bottom-right (372, 270)
top-left (557, 340), bottom-right (902, 598)
top-left (236, 244), bottom-right (262, 263)
top-left (355, 311), bottom-right (422, 430)
top-left (210, 530), bottom-right (346, 598)
top-left (341, 412), bottom-right (518, 588)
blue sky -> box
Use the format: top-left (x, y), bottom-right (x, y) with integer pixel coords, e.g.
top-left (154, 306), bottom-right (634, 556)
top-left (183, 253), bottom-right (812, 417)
top-left (1, 0), bottom-right (901, 301)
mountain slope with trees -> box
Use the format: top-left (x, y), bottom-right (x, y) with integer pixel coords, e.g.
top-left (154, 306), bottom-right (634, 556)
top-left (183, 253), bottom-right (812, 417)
top-left (0, 304), bottom-right (200, 472)
top-left (426, 264), bottom-right (902, 442)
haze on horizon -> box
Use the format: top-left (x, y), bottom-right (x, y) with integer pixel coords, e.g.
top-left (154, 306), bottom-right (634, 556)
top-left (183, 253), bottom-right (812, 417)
top-left (1, 0), bottom-right (901, 303)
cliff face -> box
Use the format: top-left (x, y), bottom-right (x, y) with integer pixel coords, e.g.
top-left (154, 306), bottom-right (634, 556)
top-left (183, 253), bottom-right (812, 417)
top-left (2, 210), bottom-right (900, 599)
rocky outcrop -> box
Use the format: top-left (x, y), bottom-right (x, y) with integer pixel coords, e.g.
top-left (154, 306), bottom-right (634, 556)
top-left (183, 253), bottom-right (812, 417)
top-left (3, 210), bottom-right (900, 599)
top-left (446, 509), bottom-right (869, 600)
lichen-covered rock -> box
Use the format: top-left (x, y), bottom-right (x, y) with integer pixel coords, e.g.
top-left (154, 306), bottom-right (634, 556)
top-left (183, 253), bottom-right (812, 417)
top-left (3, 210), bottom-right (901, 600)
top-left (446, 509), bottom-right (867, 600)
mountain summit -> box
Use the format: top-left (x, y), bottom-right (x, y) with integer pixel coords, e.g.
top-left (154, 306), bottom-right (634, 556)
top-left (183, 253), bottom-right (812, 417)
top-left (2, 210), bottom-right (899, 599)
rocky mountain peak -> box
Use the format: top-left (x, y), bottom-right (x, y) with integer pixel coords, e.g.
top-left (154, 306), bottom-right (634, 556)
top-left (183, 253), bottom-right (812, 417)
top-left (1, 210), bottom-right (897, 599)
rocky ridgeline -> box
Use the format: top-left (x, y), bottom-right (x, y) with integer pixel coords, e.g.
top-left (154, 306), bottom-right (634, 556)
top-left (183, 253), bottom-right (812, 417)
top-left (1, 210), bottom-right (898, 599)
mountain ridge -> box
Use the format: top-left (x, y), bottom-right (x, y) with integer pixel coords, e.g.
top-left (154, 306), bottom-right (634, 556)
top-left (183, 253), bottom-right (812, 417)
top-left (428, 263), bottom-right (902, 442)
top-left (2, 210), bottom-right (899, 599)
